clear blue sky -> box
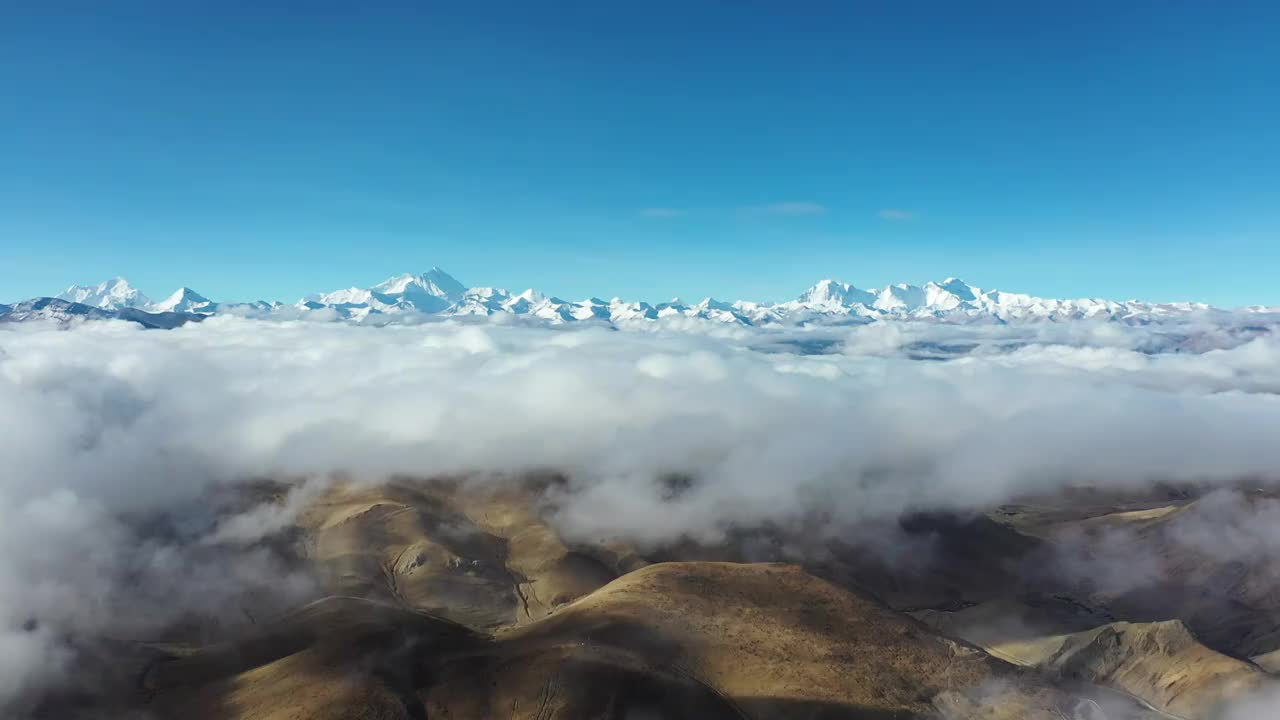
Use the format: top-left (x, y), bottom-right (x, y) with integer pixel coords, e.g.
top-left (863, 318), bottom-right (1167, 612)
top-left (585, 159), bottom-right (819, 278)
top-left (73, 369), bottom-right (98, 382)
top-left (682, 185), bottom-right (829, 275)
top-left (1, 1), bottom-right (1277, 305)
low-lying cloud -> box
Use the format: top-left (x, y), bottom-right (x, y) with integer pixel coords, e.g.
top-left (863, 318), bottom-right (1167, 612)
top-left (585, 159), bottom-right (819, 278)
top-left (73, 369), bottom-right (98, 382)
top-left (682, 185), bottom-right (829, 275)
top-left (1, 315), bottom-right (1279, 710)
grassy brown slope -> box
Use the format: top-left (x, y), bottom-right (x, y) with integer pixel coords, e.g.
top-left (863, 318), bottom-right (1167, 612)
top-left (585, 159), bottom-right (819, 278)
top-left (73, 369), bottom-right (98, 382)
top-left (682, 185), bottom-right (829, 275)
top-left (491, 562), bottom-right (1159, 719)
top-left (917, 600), bottom-right (1273, 718)
top-left (297, 479), bottom-right (617, 629)
top-left (145, 596), bottom-right (485, 720)
top-left (1043, 620), bottom-right (1272, 718)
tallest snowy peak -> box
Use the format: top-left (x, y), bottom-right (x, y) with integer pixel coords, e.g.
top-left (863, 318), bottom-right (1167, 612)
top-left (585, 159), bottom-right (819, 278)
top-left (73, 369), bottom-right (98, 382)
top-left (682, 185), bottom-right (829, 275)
top-left (420, 267), bottom-right (466, 299)
top-left (371, 267), bottom-right (466, 303)
top-left (932, 277), bottom-right (977, 300)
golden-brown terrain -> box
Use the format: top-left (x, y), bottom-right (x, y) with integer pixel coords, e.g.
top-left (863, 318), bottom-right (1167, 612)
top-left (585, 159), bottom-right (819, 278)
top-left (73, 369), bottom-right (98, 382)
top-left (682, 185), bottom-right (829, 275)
top-left (44, 479), bottom-right (1280, 720)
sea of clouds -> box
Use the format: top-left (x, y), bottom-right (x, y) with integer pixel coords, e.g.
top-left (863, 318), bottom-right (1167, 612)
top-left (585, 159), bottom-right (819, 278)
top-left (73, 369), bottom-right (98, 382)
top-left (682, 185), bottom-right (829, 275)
top-left (2, 314), bottom-right (1280, 714)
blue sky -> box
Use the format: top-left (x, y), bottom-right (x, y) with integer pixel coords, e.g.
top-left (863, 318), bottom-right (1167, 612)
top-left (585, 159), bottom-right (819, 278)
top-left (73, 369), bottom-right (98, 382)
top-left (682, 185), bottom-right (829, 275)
top-left (1, 1), bottom-right (1277, 305)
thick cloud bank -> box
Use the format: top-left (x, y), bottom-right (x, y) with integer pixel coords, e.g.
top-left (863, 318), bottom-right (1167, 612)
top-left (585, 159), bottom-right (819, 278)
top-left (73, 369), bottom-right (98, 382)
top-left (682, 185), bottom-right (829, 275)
top-left (1, 316), bottom-right (1279, 709)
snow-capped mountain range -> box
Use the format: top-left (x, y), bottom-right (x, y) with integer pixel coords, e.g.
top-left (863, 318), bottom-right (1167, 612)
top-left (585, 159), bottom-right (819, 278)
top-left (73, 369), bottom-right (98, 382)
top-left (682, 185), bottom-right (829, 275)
top-left (2, 267), bottom-right (1270, 329)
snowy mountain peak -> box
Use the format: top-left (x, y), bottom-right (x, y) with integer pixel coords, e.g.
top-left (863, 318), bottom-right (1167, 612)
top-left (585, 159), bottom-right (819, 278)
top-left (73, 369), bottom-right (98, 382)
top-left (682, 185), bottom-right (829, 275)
top-left (419, 267), bottom-right (466, 299)
top-left (370, 268), bottom-right (466, 304)
top-left (798, 279), bottom-right (875, 306)
top-left (874, 283), bottom-right (926, 310)
top-left (152, 287), bottom-right (216, 314)
top-left (370, 273), bottom-right (418, 295)
top-left (56, 277), bottom-right (151, 310)
top-left (695, 297), bottom-right (734, 311)
top-left (921, 278), bottom-right (977, 310)
top-left (933, 277), bottom-right (977, 300)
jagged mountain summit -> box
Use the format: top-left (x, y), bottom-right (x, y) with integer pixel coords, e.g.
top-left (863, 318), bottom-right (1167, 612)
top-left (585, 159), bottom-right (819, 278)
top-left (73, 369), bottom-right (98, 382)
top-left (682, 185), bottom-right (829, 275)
top-left (56, 277), bottom-right (152, 311)
top-left (6, 267), bottom-right (1259, 329)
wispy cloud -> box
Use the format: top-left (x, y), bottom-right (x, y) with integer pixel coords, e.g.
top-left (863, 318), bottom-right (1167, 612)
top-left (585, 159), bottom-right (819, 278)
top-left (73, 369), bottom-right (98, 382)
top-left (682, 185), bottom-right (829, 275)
top-left (751, 202), bottom-right (827, 216)
top-left (879, 208), bottom-right (914, 221)
top-left (647, 203), bottom-right (827, 219)
top-left (642, 207), bottom-right (686, 218)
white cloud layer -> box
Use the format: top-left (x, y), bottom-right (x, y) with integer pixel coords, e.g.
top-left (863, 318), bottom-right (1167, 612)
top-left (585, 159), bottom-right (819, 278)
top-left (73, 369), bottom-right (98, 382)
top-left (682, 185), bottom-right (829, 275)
top-left (1, 316), bottom-right (1279, 710)
top-left (1222, 685), bottom-right (1280, 719)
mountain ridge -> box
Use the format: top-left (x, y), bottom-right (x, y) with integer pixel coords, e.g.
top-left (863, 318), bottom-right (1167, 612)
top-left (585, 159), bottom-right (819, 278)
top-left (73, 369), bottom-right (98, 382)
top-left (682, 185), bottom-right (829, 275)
top-left (13, 268), bottom-right (1267, 328)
